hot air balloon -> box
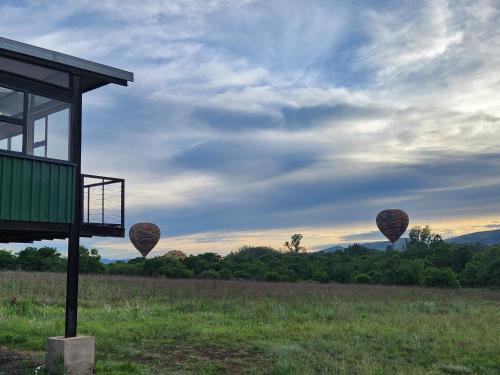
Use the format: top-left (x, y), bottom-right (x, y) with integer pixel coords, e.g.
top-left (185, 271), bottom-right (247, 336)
top-left (376, 209), bottom-right (409, 243)
top-left (129, 223), bottom-right (161, 257)
top-left (163, 250), bottom-right (187, 260)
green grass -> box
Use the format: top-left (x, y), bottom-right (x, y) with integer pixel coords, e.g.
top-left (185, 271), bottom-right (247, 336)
top-left (0, 272), bottom-right (499, 374)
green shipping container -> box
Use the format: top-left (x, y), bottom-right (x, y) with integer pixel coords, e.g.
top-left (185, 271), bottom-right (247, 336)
top-left (0, 155), bottom-right (75, 223)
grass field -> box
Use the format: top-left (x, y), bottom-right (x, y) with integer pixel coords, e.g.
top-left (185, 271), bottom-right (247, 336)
top-left (0, 272), bottom-right (499, 374)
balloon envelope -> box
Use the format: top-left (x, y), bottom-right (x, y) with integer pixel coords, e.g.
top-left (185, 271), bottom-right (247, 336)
top-left (129, 223), bottom-right (161, 257)
top-left (376, 209), bottom-right (409, 243)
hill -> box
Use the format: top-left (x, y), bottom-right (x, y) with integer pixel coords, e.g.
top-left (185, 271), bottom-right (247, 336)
top-left (319, 238), bottom-right (407, 252)
top-left (318, 229), bottom-right (500, 252)
top-left (446, 229), bottom-right (500, 246)
top-left (101, 258), bottom-right (130, 264)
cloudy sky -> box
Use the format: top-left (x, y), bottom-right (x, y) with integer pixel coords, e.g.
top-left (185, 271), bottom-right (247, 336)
top-left (2, 0), bottom-right (500, 258)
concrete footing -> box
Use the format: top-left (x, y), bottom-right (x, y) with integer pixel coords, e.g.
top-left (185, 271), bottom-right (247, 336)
top-left (46, 336), bottom-right (95, 375)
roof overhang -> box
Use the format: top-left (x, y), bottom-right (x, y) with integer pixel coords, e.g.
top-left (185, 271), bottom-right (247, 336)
top-left (0, 37), bottom-right (134, 92)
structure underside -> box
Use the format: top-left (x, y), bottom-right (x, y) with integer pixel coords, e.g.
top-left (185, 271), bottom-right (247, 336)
top-left (0, 220), bottom-right (124, 243)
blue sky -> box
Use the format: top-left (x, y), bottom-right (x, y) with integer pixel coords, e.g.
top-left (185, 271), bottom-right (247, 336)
top-left (2, 0), bottom-right (500, 258)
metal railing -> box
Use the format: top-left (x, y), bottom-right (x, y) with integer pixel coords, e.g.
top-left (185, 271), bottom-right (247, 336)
top-left (81, 174), bottom-right (124, 229)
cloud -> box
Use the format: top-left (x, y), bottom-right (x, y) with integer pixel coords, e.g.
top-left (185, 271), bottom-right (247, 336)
top-left (357, 0), bottom-right (464, 84)
top-left (192, 106), bottom-right (279, 131)
top-left (281, 103), bottom-right (387, 129)
top-left (1, 0), bottom-right (500, 256)
top-left (169, 137), bottom-right (320, 181)
top-left (484, 225), bottom-right (500, 229)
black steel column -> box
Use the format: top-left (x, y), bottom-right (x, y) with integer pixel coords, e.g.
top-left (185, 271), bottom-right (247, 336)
top-left (65, 75), bottom-right (82, 338)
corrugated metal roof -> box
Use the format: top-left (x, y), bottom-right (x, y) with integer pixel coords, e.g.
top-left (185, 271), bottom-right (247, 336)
top-left (0, 37), bottom-right (134, 84)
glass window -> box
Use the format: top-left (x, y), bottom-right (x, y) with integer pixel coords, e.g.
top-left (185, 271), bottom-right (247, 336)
top-left (0, 86), bottom-right (24, 118)
top-left (0, 121), bottom-right (23, 152)
top-left (0, 56), bottom-right (69, 87)
top-left (28, 94), bottom-right (70, 160)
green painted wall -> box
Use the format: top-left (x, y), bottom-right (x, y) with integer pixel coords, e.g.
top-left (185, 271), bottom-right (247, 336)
top-left (0, 155), bottom-right (75, 223)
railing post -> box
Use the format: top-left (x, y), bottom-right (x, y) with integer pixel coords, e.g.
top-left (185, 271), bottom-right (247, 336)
top-left (87, 187), bottom-right (90, 224)
top-left (101, 178), bottom-right (104, 224)
top-left (80, 175), bottom-right (84, 223)
top-left (121, 180), bottom-right (125, 230)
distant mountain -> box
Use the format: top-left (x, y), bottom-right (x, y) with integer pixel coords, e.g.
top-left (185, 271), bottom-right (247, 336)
top-left (319, 238), bottom-right (407, 253)
top-left (318, 229), bottom-right (500, 253)
top-left (317, 245), bottom-right (345, 253)
top-left (101, 258), bottom-right (130, 264)
top-left (360, 238), bottom-right (408, 251)
top-left (446, 229), bottom-right (500, 246)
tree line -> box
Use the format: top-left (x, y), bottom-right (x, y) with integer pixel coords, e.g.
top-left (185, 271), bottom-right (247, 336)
top-left (0, 226), bottom-right (498, 288)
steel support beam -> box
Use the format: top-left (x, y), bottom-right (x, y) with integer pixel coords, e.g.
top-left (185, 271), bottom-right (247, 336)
top-left (65, 74), bottom-right (82, 338)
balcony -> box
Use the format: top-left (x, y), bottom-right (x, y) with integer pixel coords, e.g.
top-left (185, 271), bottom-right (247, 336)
top-left (80, 174), bottom-right (125, 238)
top-left (0, 152), bottom-right (125, 242)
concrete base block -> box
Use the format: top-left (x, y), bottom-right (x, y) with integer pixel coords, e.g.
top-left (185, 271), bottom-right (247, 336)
top-left (46, 336), bottom-right (95, 375)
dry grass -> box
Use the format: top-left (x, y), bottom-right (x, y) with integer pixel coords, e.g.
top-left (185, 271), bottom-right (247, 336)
top-left (0, 271), bottom-right (499, 374)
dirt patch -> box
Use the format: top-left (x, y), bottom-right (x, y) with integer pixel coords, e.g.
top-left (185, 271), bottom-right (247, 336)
top-left (0, 347), bottom-right (43, 375)
top-left (141, 344), bottom-right (268, 374)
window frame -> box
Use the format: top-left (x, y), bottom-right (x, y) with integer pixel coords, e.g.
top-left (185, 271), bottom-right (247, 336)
top-left (0, 70), bottom-right (73, 162)
top-left (0, 84), bottom-right (25, 121)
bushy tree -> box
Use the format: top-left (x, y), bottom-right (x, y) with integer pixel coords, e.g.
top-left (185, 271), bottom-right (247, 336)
top-left (345, 244), bottom-right (372, 256)
top-left (184, 253), bottom-right (222, 276)
top-left (265, 271), bottom-right (281, 282)
top-left (197, 269), bottom-right (220, 279)
top-left (143, 256), bottom-right (192, 278)
top-left (384, 258), bottom-right (425, 285)
top-left (422, 268), bottom-right (459, 288)
top-left (79, 246), bottom-right (105, 274)
top-left (460, 246), bottom-right (500, 287)
top-left (408, 226), bottom-right (443, 249)
top-left (107, 262), bottom-right (142, 276)
top-left (284, 234), bottom-right (306, 253)
top-left (312, 270), bottom-right (329, 283)
top-left (17, 247), bottom-right (65, 272)
top-left (0, 249), bottom-right (16, 270)
top-left (237, 246), bottom-right (279, 258)
top-left (353, 273), bottom-right (372, 284)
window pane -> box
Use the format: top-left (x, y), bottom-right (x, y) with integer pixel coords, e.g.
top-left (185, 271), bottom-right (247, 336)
top-left (0, 56), bottom-right (69, 87)
top-left (0, 86), bottom-right (24, 118)
top-left (34, 118), bottom-right (45, 143)
top-left (47, 108), bottom-right (70, 160)
top-left (0, 121), bottom-right (23, 152)
top-left (28, 95), bottom-right (70, 160)
top-left (10, 134), bottom-right (22, 152)
top-left (33, 145), bottom-right (46, 157)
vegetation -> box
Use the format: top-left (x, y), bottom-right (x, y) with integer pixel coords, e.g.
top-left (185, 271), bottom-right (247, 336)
top-left (0, 272), bottom-right (498, 374)
top-left (283, 234), bottom-right (306, 253)
top-left (1, 228), bottom-right (499, 289)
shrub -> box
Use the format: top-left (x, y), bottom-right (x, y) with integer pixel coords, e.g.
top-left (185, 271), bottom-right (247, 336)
top-left (79, 247), bottom-right (105, 274)
top-left (196, 270), bottom-right (220, 279)
top-left (354, 273), bottom-right (372, 284)
top-left (233, 271), bottom-right (252, 279)
top-left (165, 267), bottom-right (193, 279)
top-left (265, 272), bottom-right (281, 282)
top-left (423, 268), bottom-right (459, 288)
top-left (237, 246), bottom-right (279, 258)
top-left (312, 271), bottom-right (329, 283)
top-left (0, 250), bottom-right (16, 270)
top-left (460, 263), bottom-right (481, 287)
top-left (17, 247), bottom-right (65, 272)
top-left (219, 269), bottom-right (233, 279)
top-left (398, 260), bottom-right (425, 285)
